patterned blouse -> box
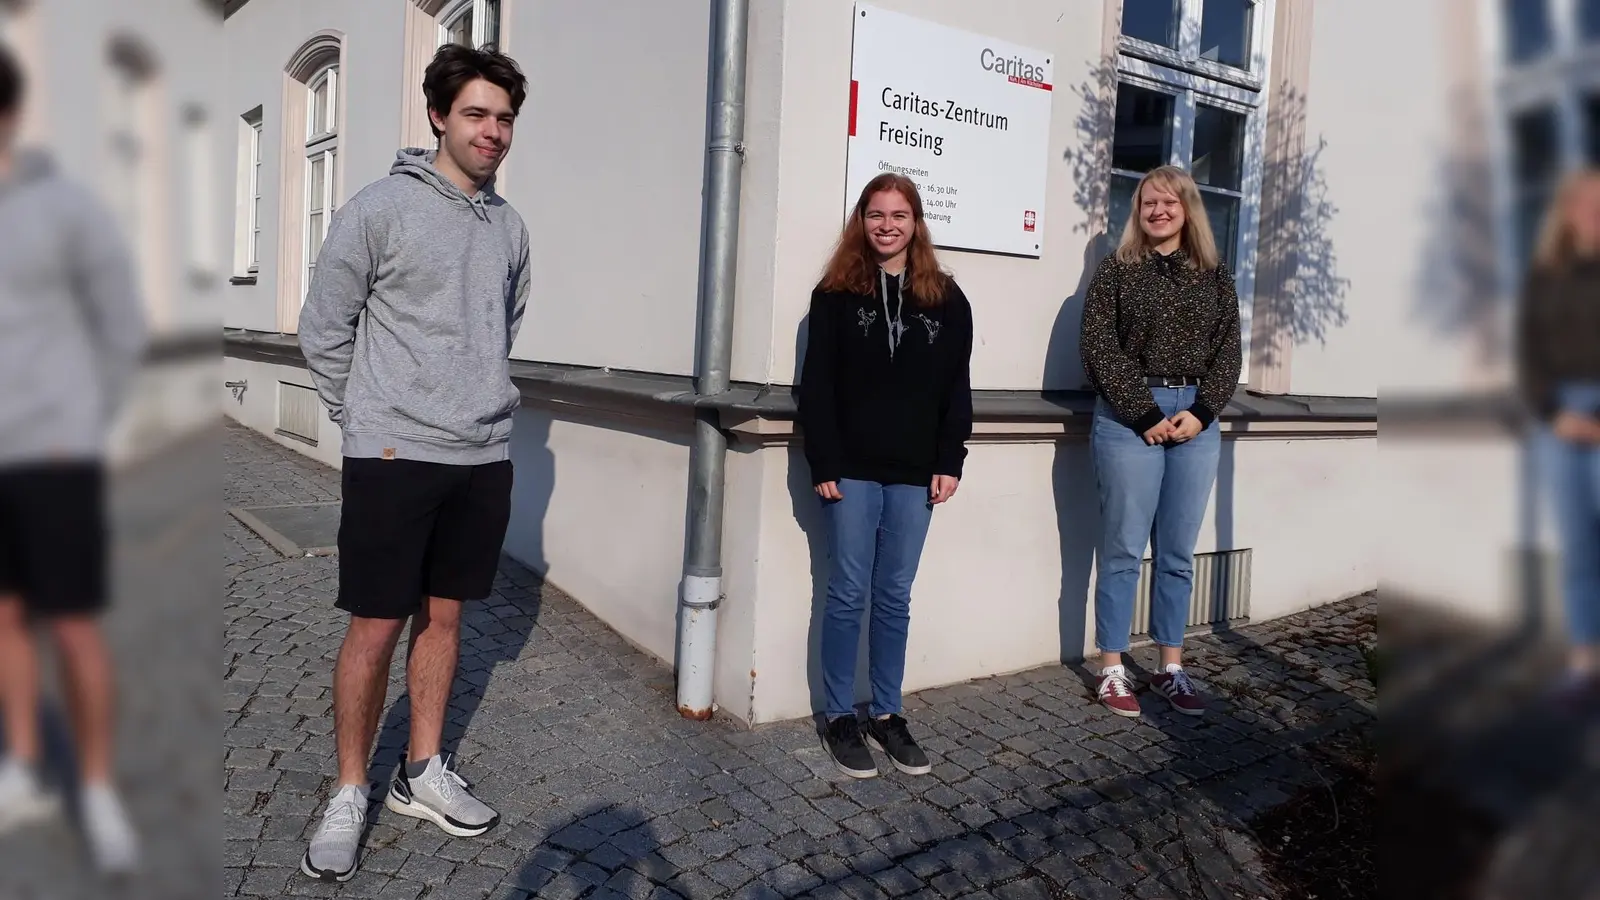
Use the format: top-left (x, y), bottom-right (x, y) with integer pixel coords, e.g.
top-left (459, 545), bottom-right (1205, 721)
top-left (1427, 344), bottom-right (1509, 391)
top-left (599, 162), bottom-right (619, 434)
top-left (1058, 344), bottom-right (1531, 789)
top-left (1079, 249), bottom-right (1244, 435)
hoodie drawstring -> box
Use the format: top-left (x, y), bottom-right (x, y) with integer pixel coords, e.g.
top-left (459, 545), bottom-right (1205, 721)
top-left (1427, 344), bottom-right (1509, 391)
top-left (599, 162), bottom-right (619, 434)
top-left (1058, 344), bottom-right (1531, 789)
top-left (879, 268), bottom-right (905, 360)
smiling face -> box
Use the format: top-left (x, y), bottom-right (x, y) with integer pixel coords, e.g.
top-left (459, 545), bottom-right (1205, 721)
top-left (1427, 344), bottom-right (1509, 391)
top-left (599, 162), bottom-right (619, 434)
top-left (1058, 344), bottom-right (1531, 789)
top-left (430, 77), bottom-right (516, 188)
top-left (1138, 180), bottom-right (1186, 247)
top-left (862, 188), bottom-right (915, 263)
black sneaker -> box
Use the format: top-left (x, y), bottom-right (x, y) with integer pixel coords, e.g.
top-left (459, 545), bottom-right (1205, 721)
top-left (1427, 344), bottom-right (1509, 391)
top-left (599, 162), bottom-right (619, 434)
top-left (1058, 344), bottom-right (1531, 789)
top-left (864, 714), bottom-right (932, 775)
top-left (823, 716), bottom-right (879, 779)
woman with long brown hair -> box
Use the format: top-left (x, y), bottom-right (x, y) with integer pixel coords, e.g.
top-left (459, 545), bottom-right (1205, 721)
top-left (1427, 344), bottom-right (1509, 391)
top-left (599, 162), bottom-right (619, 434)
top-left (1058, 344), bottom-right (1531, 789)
top-left (799, 173), bottom-right (974, 778)
top-left (1518, 166), bottom-right (1600, 707)
top-left (1080, 165), bottom-right (1242, 719)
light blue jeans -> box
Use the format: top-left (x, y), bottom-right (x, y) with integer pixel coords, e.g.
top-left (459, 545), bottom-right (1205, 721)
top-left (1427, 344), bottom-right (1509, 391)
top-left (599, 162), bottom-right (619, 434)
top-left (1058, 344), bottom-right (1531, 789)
top-left (819, 479), bottom-right (934, 720)
top-left (1091, 386), bottom-right (1221, 653)
top-left (1540, 383), bottom-right (1600, 646)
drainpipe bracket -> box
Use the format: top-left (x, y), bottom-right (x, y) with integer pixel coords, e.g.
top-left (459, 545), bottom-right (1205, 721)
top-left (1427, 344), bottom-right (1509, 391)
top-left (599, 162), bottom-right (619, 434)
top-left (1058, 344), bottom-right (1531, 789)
top-left (681, 572), bottom-right (724, 610)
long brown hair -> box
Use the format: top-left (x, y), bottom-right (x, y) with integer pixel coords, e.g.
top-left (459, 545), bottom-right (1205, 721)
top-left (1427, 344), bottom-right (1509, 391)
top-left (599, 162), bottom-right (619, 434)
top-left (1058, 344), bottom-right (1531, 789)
top-left (819, 173), bottom-right (950, 305)
top-left (1113, 166), bottom-right (1221, 272)
top-left (1533, 167), bottom-right (1600, 272)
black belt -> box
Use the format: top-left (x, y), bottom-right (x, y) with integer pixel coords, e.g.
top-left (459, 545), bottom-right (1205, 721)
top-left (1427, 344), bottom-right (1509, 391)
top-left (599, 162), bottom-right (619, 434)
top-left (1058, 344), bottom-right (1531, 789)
top-left (1146, 375), bottom-right (1201, 387)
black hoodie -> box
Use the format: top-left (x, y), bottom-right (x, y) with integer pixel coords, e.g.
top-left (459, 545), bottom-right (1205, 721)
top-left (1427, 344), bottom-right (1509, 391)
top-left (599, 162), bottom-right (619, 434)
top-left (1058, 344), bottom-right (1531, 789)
top-left (798, 269), bottom-right (974, 487)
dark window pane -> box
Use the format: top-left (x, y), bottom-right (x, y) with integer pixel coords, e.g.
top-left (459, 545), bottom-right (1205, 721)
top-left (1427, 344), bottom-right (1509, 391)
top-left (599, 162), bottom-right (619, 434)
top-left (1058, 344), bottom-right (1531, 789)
top-left (1512, 106), bottom-right (1560, 187)
top-left (483, 0), bottom-right (501, 49)
top-left (1504, 0), bottom-right (1553, 62)
top-left (1112, 83), bottom-right (1175, 173)
top-left (1516, 189), bottom-right (1553, 267)
top-left (1108, 173), bottom-right (1140, 238)
top-left (1122, 0), bottom-right (1179, 49)
top-left (1588, 95), bottom-right (1600, 165)
top-left (1199, 0), bottom-right (1254, 70)
top-left (1199, 189), bottom-right (1240, 269)
top-left (1193, 104), bottom-right (1246, 191)
top-left (1581, 0), bottom-right (1600, 41)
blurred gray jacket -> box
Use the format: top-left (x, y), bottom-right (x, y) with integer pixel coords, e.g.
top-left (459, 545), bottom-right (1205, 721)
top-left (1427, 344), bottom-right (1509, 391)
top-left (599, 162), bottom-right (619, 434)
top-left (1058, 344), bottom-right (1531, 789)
top-left (0, 151), bottom-right (148, 465)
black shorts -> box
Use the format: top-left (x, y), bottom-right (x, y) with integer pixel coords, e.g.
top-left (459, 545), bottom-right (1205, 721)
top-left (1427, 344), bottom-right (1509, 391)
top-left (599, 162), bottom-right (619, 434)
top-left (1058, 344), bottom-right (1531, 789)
top-left (337, 457), bottom-right (513, 619)
top-left (0, 462), bottom-right (108, 616)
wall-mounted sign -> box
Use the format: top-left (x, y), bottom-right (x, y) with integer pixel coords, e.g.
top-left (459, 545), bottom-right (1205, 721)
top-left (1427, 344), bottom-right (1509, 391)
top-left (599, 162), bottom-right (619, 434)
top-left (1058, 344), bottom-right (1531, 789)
top-left (844, 4), bottom-right (1055, 258)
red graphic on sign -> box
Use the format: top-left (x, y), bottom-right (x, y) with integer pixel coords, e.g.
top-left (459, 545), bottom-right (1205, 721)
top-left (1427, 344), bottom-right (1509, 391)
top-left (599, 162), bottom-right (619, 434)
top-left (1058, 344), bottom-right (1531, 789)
top-left (1023, 211), bottom-right (1036, 232)
top-left (848, 80), bottom-right (858, 136)
top-left (1008, 75), bottom-right (1053, 91)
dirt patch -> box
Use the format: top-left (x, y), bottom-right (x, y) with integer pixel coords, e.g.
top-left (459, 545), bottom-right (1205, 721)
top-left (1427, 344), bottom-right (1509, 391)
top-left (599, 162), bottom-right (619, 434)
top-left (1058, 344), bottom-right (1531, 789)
top-left (1250, 726), bottom-right (1378, 900)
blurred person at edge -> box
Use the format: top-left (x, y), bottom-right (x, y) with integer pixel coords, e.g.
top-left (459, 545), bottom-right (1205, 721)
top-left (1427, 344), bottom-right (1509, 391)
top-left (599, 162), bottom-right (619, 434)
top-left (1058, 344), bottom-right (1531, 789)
top-left (0, 44), bottom-right (148, 873)
top-left (1518, 166), bottom-right (1600, 709)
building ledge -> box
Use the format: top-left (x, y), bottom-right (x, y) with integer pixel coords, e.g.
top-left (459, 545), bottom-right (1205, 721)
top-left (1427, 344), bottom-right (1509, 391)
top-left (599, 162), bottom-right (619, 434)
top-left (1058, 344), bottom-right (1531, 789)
top-left (223, 328), bottom-right (1377, 432)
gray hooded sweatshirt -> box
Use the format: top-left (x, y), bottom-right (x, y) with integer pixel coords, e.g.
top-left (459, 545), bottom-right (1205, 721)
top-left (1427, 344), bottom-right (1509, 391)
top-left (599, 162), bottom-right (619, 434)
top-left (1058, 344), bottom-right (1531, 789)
top-left (0, 151), bottom-right (148, 466)
top-left (299, 148), bottom-right (531, 465)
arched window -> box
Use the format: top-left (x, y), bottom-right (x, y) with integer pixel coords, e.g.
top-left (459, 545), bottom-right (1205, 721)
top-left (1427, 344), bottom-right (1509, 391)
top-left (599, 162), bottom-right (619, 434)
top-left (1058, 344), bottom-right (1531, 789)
top-left (439, 0), bottom-right (501, 50)
top-left (277, 31), bottom-right (344, 331)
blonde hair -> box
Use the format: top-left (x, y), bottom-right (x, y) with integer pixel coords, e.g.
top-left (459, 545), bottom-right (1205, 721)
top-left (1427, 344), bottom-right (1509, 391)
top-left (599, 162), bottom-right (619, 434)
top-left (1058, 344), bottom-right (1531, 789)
top-left (1114, 165), bottom-right (1220, 271)
top-left (1532, 167), bottom-right (1600, 272)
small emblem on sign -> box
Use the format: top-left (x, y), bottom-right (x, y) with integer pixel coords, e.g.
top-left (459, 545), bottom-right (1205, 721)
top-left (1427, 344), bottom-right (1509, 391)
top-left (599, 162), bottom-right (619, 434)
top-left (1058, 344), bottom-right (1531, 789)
top-left (1023, 211), bottom-right (1036, 232)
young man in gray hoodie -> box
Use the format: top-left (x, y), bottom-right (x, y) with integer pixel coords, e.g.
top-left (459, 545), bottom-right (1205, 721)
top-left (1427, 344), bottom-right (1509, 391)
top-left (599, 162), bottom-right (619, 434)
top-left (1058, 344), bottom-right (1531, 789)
top-left (0, 45), bottom-right (146, 873)
top-left (297, 44), bottom-right (531, 883)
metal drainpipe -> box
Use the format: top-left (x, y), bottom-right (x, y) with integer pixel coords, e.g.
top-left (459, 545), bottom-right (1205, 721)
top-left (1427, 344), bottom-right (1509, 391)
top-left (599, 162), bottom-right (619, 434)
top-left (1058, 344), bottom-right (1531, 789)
top-left (677, 0), bottom-right (750, 720)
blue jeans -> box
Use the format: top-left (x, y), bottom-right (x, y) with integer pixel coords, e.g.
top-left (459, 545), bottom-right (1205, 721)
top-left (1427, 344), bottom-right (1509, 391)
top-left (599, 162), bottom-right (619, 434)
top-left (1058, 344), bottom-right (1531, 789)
top-left (819, 479), bottom-right (934, 720)
top-left (1541, 383), bottom-right (1600, 646)
top-left (1091, 386), bottom-right (1221, 653)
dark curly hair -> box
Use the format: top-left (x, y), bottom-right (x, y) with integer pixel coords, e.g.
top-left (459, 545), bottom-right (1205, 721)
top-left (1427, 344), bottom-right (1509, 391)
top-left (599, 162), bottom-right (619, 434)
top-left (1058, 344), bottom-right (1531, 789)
top-left (422, 44), bottom-right (527, 139)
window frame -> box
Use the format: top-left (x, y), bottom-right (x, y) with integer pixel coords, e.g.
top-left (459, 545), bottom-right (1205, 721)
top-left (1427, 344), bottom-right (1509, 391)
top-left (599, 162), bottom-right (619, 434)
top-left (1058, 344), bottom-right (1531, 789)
top-left (243, 112), bottom-right (264, 273)
top-left (1118, 0), bottom-right (1270, 90)
top-left (232, 108), bottom-right (265, 280)
top-left (303, 63), bottom-right (340, 295)
top-left (1110, 2), bottom-right (1274, 290)
top-left (1484, 0), bottom-right (1600, 282)
top-left (438, 0), bottom-right (500, 50)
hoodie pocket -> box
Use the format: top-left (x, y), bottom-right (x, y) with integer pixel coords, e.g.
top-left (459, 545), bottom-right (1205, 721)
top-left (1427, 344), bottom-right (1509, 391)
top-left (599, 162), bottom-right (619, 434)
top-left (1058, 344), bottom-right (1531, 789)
top-left (392, 351), bottom-right (519, 444)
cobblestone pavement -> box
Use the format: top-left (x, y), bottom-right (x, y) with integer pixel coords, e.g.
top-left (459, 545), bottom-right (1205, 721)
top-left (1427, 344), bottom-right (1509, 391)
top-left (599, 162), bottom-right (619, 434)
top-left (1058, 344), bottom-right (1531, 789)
top-left (224, 422), bottom-right (1376, 900)
top-left (0, 428), bottom-right (218, 900)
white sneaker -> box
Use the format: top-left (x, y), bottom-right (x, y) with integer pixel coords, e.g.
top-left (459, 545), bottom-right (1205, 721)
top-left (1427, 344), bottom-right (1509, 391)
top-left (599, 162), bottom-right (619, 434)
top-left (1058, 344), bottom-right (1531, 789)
top-left (384, 753), bottom-right (498, 837)
top-left (301, 784), bottom-right (369, 882)
top-left (80, 782), bottom-right (139, 874)
top-left (0, 758), bottom-right (59, 834)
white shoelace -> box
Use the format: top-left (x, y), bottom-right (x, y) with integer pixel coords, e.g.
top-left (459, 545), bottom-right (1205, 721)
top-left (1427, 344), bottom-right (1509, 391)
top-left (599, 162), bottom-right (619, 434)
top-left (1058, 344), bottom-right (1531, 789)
top-left (427, 756), bottom-right (470, 804)
top-left (1099, 672), bottom-right (1134, 698)
top-left (1166, 670), bottom-right (1197, 696)
top-left (318, 797), bottom-right (363, 835)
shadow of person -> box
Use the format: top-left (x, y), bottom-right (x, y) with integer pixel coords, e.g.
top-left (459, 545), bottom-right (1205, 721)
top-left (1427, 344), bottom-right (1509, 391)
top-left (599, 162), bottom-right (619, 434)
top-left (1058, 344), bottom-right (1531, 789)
top-left (1045, 234), bottom-right (1108, 696)
top-left (500, 802), bottom-right (672, 900)
top-left (366, 412), bottom-right (555, 792)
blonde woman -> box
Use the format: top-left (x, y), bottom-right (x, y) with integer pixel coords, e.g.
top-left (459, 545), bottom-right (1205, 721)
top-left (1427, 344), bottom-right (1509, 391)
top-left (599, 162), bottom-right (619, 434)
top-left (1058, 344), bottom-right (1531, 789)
top-left (1517, 167), bottom-right (1600, 708)
top-left (1079, 165), bottom-right (1242, 718)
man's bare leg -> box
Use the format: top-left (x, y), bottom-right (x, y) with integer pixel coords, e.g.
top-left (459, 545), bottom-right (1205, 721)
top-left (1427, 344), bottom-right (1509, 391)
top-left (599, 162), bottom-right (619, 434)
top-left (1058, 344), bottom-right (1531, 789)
top-left (0, 594), bottom-right (55, 836)
top-left (334, 617), bottom-right (407, 787)
top-left (0, 596), bottom-right (37, 766)
top-left (405, 596), bottom-right (462, 764)
top-left (50, 614), bottom-right (113, 784)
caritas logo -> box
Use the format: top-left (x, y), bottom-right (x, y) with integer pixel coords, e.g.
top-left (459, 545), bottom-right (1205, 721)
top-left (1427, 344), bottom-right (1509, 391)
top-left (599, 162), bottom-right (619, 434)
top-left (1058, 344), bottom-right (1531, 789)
top-left (1023, 210), bottom-right (1036, 232)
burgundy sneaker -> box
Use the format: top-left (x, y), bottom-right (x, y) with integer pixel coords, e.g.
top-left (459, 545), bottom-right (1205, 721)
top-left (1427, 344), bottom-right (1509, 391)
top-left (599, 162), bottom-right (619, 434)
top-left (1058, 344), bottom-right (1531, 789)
top-left (1150, 667), bottom-right (1205, 716)
top-left (1097, 667), bottom-right (1141, 718)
